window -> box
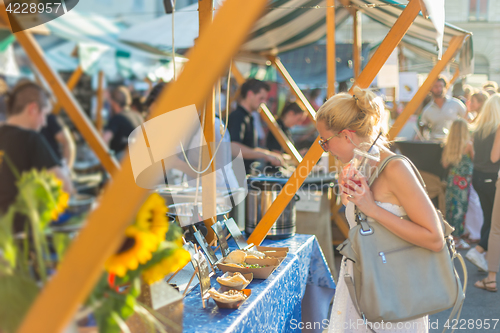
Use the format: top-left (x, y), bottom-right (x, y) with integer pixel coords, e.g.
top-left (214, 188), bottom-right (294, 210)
top-left (469, 0), bottom-right (488, 21)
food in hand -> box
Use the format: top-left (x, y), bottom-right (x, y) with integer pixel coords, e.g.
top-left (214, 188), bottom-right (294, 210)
top-left (225, 250), bottom-right (247, 264)
top-left (217, 272), bottom-right (249, 287)
top-left (208, 288), bottom-right (247, 303)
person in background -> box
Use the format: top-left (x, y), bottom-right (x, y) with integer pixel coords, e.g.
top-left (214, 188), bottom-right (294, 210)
top-left (0, 81), bottom-right (73, 232)
top-left (41, 114), bottom-right (76, 169)
top-left (468, 91), bottom-right (489, 123)
top-left (466, 94), bottom-right (500, 272)
top-left (482, 81), bottom-right (498, 92)
top-left (420, 76), bottom-right (466, 139)
top-left (103, 86), bottom-right (143, 160)
top-left (130, 94), bottom-right (146, 118)
top-left (441, 119), bottom-right (474, 249)
top-left (477, 159), bottom-right (500, 292)
top-left (228, 79), bottom-right (283, 173)
top-left (266, 102), bottom-right (304, 153)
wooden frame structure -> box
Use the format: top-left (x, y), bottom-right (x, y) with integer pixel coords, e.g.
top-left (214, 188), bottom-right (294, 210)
top-left (258, 103), bottom-right (302, 164)
top-left (247, 0), bottom-right (423, 246)
top-left (52, 66), bottom-right (84, 115)
top-left (13, 0), bottom-right (268, 331)
top-left (387, 35), bottom-right (467, 140)
top-left (7, 0), bottom-right (471, 330)
top-left (199, 0), bottom-right (217, 243)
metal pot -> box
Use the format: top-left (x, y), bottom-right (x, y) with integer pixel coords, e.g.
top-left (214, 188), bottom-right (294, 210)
top-left (245, 176), bottom-right (298, 239)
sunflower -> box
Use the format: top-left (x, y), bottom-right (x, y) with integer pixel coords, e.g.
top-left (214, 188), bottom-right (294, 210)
top-left (135, 193), bottom-right (169, 243)
top-left (141, 248), bottom-right (191, 285)
top-left (50, 190), bottom-right (69, 221)
top-left (105, 226), bottom-right (159, 277)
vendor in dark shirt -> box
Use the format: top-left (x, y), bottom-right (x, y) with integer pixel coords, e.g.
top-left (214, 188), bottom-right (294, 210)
top-left (228, 79), bottom-right (284, 174)
top-left (0, 81), bottom-right (74, 230)
top-left (41, 113), bottom-right (76, 168)
top-left (266, 102), bottom-right (304, 153)
top-left (103, 86), bottom-right (143, 160)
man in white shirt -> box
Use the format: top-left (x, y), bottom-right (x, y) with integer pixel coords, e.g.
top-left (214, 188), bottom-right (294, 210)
top-left (420, 77), bottom-right (466, 139)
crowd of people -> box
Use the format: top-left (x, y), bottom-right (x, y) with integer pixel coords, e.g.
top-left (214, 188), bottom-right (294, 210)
top-left (418, 77), bottom-right (500, 293)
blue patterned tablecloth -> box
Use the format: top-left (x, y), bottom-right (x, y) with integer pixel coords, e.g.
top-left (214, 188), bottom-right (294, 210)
top-left (183, 234), bottom-right (336, 333)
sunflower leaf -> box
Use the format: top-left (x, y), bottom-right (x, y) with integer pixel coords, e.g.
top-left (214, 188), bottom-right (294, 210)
top-left (165, 223), bottom-right (183, 242)
top-left (0, 275), bottom-right (39, 333)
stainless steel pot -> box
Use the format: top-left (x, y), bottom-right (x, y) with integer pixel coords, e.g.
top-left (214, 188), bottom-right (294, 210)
top-left (245, 176), bottom-right (298, 239)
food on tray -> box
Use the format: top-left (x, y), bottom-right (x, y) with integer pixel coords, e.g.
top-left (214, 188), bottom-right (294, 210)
top-left (208, 288), bottom-right (247, 303)
top-left (244, 250), bottom-right (265, 258)
top-left (224, 262), bottom-right (266, 269)
top-left (225, 250), bottom-right (247, 264)
top-left (217, 272), bottom-right (249, 287)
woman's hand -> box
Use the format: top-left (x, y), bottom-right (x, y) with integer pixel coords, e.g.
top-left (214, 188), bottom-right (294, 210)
top-left (343, 170), bottom-right (378, 216)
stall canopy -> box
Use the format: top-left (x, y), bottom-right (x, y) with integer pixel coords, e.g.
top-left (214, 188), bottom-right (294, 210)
top-left (119, 0), bottom-right (472, 78)
top-left (399, 37), bottom-right (460, 72)
top-left (32, 10), bottom-right (183, 79)
top-left (276, 42), bottom-right (371, 86)
top-left (350, 0), bottom-right (473, 74)
top-left (118, 0), bottom-right (351, 61)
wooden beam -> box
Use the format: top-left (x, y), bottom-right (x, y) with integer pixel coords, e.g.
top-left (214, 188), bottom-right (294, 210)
top-left (388, 35), bottom-right (466, 140)
top-left (352, 10), bottom-right (361, 80)
top-left (229, 61), bottom-right (245, 106)
top-left (270, 56), bottom-right (317, 122)
top-left (53, 66), bottom-right (84, 115)
top-left (248, 0), bottom-right (422, 246)
top-left (326, 0), bottom-right (336, 98)
top-left (448, 68), bottom-right (461, 87)
top-left (231, 61), bottom-right (246, 85)
top-left (95, 71), bottom-right (104, 132)
top-left (247, 142), bottom-right (325, 246)
top-left (351, 0), bottom-right (420, 91)
top-left (16, 0), bottom-right (268, 332)
top-left (258, 103), bottom-right (302, 165)
top-left (199, 0), bottom-right (217, 243)
top-left (0, 7), bottom-right (120, 176)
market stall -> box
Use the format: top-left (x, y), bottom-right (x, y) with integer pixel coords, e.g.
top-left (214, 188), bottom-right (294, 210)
top-left (1, 1), bottom-right (475, 333)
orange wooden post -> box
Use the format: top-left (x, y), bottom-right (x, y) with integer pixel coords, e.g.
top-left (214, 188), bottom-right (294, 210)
top-left (326, 0), bottom-right (336, 98)
top-left (448, 68), bottom-right (461, 88)
top-left (199, 0), bottom-right (217, 243)
top-left (95, 70), bottom-right (104, 132)
top-left (247, 0), bottom-right (422, 246)
top-left (259, 103), bottom-right (302, 164)
top-left (353, 9), bottom-right (362, 80)
top-left (15, 0), bottom-right (268, 331)
top-left (270, 56), bottom-right (317, 122)
top-left (52, 66), bottom-right (84, 115)
top-left (388, 35), bottom-right (466, 140)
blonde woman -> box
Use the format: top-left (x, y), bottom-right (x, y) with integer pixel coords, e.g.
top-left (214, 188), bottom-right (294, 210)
top-left (319, 87), bottom-right (444, 333)
top-left (466, 94), bottom-right (500, 275)
top-left (441, 119), bottom-right (474, 249)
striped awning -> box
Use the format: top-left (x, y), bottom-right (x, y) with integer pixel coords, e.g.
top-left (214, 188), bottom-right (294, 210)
top-left (118, 0), bottom-right (351, 60)
top-left (350, 0), bottom-right (473, 74)
top-left (45, 10), bottom-right (173, 59)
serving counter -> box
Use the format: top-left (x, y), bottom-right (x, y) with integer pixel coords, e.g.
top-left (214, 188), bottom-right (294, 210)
top-left (183, 234), bottom-right (336, 333)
